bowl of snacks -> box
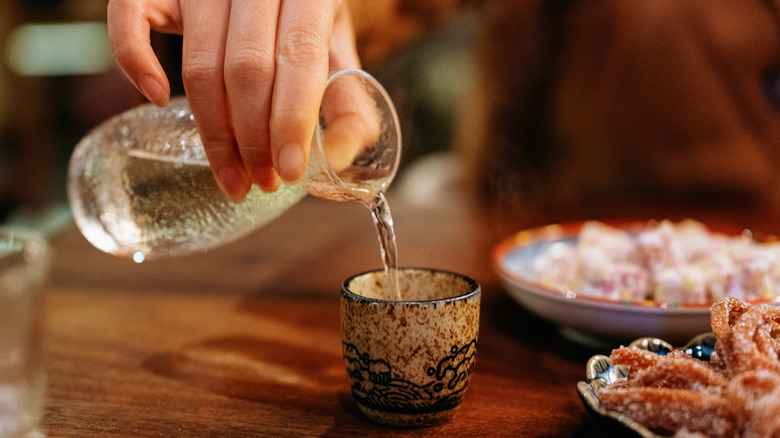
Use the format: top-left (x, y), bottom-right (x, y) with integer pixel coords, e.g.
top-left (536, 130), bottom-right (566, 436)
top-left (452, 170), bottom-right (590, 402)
top-left (578, 298), bottom-right (780, 437)
top-left (493, 219), bottom-right (780, 347)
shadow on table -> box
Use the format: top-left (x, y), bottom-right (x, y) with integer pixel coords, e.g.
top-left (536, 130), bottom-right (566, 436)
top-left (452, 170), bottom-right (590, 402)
top-left (143, 336), bottom-right (344, 403)
top-left (482, 294), bottom-right (605, 360)
top-left (142, 334), bottom-right (475, 435)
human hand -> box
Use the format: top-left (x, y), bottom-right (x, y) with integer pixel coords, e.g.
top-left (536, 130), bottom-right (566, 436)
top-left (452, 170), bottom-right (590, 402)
top-left (107, 0), bottom-right (360, 202)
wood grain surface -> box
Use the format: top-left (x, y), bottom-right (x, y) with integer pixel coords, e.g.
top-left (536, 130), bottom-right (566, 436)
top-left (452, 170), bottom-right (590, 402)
top-left (39, 193), bottom-right (780, 437)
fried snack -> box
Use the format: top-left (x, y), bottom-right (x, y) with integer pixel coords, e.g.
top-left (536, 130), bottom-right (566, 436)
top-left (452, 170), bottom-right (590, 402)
top-left (710, 297), bottom-right (752, 374)
top-left (609, 346), bottom-right (664, 374)
top-left (598, 298), bottom-right (780, 437)
top-left (598, 387), bottom-right (739, 438)
top-left (711, 298), bottom-right (780, 376)
top-left (617, 354), bottom-right (728, 394)
top-left (731, 306), bottom-right (780, 376)
top-left (725, 369), bottom-right (780, 438)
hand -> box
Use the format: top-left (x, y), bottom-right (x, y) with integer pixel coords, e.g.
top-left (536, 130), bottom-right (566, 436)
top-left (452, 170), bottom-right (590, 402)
top-left (107, 0), bottom-right (360, 202)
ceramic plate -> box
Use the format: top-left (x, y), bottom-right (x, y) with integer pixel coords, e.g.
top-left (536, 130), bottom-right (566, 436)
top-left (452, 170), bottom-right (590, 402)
top-left (576, 333), bottom-right (716, 437)
top-left (493, 221), bottom-right (777, 347)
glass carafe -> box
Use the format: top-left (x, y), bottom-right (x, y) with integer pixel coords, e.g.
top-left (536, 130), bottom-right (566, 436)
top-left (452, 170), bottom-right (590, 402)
top-left (67, 69), bottom-right (401, 260)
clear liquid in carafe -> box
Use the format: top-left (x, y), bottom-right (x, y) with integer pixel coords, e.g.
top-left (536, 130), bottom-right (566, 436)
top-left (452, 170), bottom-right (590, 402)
top-left (70, 140), bottom-right (306, 260)
top-left (68, 69), bottom-right (403, 297)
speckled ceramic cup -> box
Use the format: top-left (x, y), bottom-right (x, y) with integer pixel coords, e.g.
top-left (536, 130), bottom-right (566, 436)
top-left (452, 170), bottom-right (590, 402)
top-left (341, 268), bottom-right (480, 427)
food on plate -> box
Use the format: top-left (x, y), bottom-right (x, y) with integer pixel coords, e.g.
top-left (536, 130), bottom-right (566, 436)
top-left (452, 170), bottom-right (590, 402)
top-left (533, 219), bottom-right (780, 304)
top-left (711, 297), bottom-right (780, 376)
top-left (598, 298), bottom-right (780, 437)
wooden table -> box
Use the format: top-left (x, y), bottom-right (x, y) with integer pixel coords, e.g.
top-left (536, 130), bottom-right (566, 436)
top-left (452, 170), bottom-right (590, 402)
top-left (39, 190), bottom-right (780, 437)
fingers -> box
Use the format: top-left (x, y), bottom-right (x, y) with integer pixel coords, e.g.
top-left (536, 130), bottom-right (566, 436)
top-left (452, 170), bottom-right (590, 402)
top-left (180, 0), bottom-right (251, 202)
top-left (109, 0), bottom-right (363, 201)
top-left (107, 0), bottom-right (178, 106)
top-left (224, 0), bottom-right (281, 192)
top-left (271, 0), bottom-right (336, 184)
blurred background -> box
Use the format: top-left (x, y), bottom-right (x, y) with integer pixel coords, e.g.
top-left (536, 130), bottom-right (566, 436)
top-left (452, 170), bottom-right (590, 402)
top-left (1, 0), bottom-right (779, 235)
top-left (0, 0), bottom-right (135, 230)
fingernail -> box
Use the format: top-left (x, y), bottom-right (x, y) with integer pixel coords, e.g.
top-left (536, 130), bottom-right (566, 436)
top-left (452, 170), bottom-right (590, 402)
top-left (278, 143), bottom-right (306, 184)
top-left (138, 75), bottom-right (166, 106)
top-left (217, 166), bottom-right (249, 203)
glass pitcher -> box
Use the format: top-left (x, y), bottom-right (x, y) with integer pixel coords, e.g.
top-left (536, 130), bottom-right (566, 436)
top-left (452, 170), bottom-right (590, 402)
top-left (67, 69), bottom-right (401, 260)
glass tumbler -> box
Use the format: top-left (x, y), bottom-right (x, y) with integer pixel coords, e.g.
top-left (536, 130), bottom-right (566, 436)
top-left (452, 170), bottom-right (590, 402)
top-left (0, 228), bottom-right (49, 438)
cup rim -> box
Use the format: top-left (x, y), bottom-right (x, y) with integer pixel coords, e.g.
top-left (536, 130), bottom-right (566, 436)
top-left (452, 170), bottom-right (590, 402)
top-left (341, 267), bottom-right (481, 305)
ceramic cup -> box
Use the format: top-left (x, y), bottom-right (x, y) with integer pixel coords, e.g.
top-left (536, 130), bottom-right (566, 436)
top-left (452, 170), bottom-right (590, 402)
top-left (0, 227), bottom-right (49, 438)
top-left (340, 267), bottom-right (480, 427)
